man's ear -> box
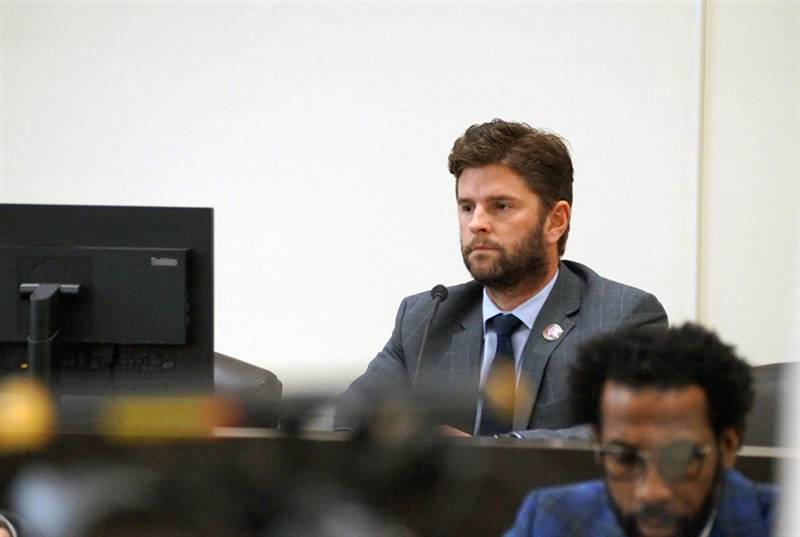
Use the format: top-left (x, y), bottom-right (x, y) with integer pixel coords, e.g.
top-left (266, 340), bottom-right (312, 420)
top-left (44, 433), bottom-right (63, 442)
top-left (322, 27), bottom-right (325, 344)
top-left (544, 201), bottom-right (571, 246)
top-left (719, 427), bottom-right (740, 468)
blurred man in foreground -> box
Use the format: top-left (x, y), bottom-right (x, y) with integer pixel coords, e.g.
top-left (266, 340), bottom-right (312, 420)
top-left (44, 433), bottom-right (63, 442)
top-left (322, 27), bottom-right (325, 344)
top-left (505, 324), bottom-right (775, 537)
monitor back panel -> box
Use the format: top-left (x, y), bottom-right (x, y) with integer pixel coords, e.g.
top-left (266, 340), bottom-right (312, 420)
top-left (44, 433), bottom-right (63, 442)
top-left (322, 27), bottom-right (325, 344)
top-left (0, 204), bottom-right (213, 397)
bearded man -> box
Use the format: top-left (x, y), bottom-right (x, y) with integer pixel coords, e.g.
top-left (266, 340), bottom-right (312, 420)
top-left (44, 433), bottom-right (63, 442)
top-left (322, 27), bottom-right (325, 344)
top-left (334, 119), bottom-right (667, 437)
top-left (504, 324), bottom-right (775, 536)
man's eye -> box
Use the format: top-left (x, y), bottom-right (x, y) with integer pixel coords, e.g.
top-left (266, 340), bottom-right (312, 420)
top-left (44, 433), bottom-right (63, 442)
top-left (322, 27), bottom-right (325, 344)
top-left (459, 204), bottom-right (474, 214)
top-left (612, 451), bottom-right (640, 467)
top-left (495, 202), bottom-right (509, 211)
top-left (658, 443), bottom-right (697, 468)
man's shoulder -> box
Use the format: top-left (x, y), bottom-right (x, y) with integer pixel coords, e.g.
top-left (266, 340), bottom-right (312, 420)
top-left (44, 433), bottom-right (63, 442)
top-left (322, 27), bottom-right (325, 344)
top-left (562, 260), bottom-right (654, 298)
top-left (714, 469), bottom-right (776, 534)
top-left (526, 478), bottom-right (607, 505)
top-left (505, 480), bottom-right (621, 537)
top-left (399, 261), bottom-right (657, 308)
top-left (724, 467), bottom-right (777, 498)
top-left (560, 260), bottom-right (666, 326)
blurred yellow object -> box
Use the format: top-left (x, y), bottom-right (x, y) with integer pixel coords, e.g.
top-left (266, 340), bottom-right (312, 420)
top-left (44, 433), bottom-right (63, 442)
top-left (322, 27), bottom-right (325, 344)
top-left (0, 376), bottom-right (55, 452)
top-left (99, 396), bottom-right (241, 440)
top-left (484, 362), bottom-right (516, 423)
top-left (484, 365), bottom-right (534, 426)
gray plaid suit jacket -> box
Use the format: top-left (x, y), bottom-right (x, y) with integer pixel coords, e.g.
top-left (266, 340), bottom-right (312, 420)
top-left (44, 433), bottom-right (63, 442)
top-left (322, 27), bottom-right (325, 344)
top-left (334, 260), bottom-right (668, 434)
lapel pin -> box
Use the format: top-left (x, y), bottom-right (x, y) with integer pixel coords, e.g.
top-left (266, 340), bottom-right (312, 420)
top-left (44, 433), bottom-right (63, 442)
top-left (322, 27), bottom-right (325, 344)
top-left (542, 323), bottom-right (564, 342)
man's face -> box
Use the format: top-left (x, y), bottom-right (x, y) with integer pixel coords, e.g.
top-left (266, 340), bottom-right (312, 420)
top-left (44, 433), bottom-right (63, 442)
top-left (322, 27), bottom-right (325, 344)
top-left (599, 382), bottom-right (739, 537)
top-left (457, 164), bottom-right (551, 290)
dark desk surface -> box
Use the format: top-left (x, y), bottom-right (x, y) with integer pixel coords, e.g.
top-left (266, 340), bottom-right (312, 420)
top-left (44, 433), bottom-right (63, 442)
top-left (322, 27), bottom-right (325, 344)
top-left (0, 430), bottom-right (790, 537)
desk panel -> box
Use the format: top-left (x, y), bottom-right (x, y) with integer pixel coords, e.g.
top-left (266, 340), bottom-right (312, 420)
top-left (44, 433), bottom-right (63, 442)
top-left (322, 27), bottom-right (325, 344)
top-left (0, 433), bottom-right (784, 537)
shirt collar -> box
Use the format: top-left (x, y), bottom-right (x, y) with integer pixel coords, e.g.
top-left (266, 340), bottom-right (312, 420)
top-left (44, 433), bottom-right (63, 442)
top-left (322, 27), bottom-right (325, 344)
top-left (481, 270), bottom-right (559, 333)
top-left (698, 508), bottom-right (717, 537)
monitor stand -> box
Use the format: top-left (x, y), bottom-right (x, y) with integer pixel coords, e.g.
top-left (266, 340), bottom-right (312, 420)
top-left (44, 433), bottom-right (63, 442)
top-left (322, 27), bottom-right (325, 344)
top-left (19, 282), bottom-right (81, 384)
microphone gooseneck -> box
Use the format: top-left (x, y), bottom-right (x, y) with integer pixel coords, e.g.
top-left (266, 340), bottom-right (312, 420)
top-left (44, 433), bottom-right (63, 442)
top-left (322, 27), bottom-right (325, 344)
top-left (411, 285), bottom-right (449, 390)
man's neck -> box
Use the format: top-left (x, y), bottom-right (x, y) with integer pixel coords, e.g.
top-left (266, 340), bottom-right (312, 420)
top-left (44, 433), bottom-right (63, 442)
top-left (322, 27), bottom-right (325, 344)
top-left (486, 261), bottom-right (559, 311)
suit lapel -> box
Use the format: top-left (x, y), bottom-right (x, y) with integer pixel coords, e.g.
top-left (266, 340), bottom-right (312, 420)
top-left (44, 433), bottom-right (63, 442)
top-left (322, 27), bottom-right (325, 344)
top-left (421, 285), bottom-right (484, 432)
top-left (514, 264), bottom-right (583, 430)
top-left (448, 303), bottom-right (484, 387)
top-left (443, 303), bottom-right (483, 431)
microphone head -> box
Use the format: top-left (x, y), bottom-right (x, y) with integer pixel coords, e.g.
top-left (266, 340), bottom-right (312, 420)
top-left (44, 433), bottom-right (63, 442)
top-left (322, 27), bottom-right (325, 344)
top-left (430, 284), bottom-right (448, 303)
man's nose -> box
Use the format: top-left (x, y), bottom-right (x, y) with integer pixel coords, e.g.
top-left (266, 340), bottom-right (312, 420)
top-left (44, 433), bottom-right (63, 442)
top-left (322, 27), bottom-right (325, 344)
top-left (635, 463), bottom-right (673, 505)
top-left (467, 205), bottom-right (491, 234)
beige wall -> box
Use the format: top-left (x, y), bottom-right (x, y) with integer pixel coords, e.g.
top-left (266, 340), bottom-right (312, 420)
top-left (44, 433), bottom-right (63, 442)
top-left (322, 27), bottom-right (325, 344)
top-left (700, 4), bottom-right (799, 531)
top-left (2, 1), bottom-right (798, 373)
top-left (700, 1), bottom-right (799, 367)
top-left (1, 3), bottom-right (701, 392)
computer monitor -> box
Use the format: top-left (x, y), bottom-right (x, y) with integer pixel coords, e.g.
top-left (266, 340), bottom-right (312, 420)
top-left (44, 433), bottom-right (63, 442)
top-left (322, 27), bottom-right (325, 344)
top-left (0, 204), bottom-right (213, 399)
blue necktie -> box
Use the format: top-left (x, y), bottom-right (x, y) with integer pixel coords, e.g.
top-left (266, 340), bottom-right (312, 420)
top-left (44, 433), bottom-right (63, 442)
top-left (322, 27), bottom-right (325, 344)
top-left (479, 313), bottom-right (523, 435)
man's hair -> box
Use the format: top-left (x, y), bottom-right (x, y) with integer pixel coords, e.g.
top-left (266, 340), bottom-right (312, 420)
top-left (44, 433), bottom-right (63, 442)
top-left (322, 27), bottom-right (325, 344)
top-left (448, 119), bottom-right (574, 256)
top-left (569, 323), bottom-right (754, 440)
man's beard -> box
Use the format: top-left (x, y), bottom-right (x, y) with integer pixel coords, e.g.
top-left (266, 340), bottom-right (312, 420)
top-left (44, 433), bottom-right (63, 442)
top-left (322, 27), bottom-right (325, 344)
top-left (461, 223), bottom-right (549, 291)
top-left (608, 463), bottom-right (723, 537)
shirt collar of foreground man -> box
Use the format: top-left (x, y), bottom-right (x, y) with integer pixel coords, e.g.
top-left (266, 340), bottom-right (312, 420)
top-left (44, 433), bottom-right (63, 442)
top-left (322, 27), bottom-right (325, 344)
top-left (503, 324), bottom-right (776, 537)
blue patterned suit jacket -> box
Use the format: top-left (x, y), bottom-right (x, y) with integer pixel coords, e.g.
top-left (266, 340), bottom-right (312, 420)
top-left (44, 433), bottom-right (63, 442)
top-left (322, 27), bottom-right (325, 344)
top-left (334, 260), bottom-right (667, 434)
top-left (504, 469), bottom-right (775, 537)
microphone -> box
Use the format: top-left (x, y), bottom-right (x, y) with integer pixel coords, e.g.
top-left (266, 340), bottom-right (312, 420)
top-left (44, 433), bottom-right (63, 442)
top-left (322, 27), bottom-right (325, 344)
top-left (430, 284), bottom-right (448, 303)
top-left (411, 285), bottom-right (449, 390)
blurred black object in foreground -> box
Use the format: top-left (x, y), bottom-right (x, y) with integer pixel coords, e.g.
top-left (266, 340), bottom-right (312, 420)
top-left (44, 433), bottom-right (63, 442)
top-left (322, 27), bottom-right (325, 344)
top-left (2, 391), bottom-right (491, 537)
top-left (0, 386), bottom-right (779, 537)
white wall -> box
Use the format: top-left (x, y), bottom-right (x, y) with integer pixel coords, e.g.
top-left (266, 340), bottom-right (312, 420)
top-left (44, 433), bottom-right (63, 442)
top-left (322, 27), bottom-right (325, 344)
top-left (700, 1), bottom-right (799, 369)
top-left (0, 5), bottom-right (5, 201)
top-left (2, 2), bottom-right (702, 394)
top-left (2, 2), bottom-right (796, 392)
top-left (699, 3), bottom-right (799, 534)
